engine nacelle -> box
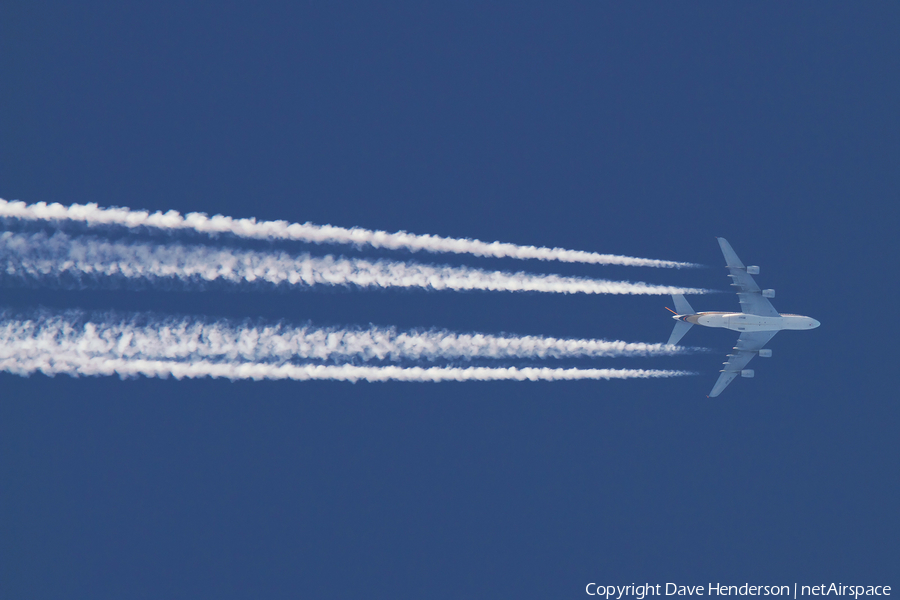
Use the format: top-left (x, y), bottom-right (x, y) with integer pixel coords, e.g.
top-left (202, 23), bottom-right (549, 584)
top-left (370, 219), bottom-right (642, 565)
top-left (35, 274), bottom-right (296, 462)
top-left (758, 349), bottom-right (772, 358)
top-left (741, 369), bottom-right (755, 378)
top-left (746, 266), bottom-right (760, 275)
top-left (762, 289), bottom-right (775, 298)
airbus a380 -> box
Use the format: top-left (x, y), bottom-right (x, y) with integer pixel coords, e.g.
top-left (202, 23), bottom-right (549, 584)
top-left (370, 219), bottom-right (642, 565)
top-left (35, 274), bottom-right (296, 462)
top-left (666, 237), bottom-right (820, 397)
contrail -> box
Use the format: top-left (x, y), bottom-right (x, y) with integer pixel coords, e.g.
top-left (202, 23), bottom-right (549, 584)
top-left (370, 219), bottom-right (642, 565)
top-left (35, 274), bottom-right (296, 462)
top-left (0, 198), bottom-right (698, 268)
top-left (0, 231), bottom-right (710, 295)
top-left (0, 311), bottom-right (697, 381)
top-left (0, 355), bottom-right (693, 383)
top-left (0, 310), bottom-right (698, 366)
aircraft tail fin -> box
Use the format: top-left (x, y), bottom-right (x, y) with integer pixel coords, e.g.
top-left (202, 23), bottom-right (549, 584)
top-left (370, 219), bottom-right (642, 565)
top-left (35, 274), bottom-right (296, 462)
top-left (672, 294), bottom-right (695, 316)
top-left (667, 320), bottom-right (694, 346)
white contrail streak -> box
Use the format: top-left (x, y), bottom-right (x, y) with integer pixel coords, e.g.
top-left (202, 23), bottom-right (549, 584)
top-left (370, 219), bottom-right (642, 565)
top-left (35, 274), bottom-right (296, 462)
top-left (0, 198), bottom-right (698, 268)
top-left (0, 355), bottom-right (692, 383)
top-left (0, 232), bottom-right (710, 295)
top-left (0, 312), bottom-right (696, 381)
top-left (0, 311), bottom-right (697, 366)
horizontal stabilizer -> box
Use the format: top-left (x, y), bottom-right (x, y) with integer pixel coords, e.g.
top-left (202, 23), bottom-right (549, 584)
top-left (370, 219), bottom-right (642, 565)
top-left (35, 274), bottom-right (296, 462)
top-left (672, 294), bottom-right (695, 315)
top-left (667, 320), bottom-right (693, 346)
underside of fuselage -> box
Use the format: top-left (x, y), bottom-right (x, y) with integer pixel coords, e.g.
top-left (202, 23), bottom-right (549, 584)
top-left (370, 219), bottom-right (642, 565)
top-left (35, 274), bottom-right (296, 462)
top-left (678, 312), bottom-right (819, 332)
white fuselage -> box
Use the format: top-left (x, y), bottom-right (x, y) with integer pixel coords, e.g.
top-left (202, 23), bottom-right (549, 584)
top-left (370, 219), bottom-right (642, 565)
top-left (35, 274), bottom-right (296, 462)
top-left (680, 312), bottom-right (820, 332)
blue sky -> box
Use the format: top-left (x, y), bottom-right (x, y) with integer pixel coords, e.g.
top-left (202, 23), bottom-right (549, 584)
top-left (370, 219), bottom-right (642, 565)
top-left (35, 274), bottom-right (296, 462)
top-left (1, 3), bottom-right (898, 598)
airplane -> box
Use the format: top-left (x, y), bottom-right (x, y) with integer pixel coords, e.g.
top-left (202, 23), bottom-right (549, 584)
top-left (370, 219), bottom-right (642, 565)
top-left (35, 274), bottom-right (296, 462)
top-left (666, 237), bottom-right (820, 397)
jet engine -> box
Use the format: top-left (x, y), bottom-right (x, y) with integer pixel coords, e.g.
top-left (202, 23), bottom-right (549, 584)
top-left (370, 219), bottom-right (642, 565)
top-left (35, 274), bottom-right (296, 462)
top-left (758, 349), bottom-right (772, 358)
top-left (741, 369), bottom-right (755, 378)
top-left (746, 266), bottom-right (760, 274)
top-left (762, 289), bottom-right (775, 298)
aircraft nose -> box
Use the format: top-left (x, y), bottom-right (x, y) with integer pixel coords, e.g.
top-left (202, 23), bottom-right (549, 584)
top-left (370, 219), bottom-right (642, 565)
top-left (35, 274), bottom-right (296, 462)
top-left (810, 319), bottom-right (820, 328)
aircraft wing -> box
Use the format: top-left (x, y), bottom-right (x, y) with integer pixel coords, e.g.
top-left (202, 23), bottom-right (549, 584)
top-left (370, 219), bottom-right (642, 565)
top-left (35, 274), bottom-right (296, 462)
top-left (708, 330), bottom-right (779, 397)
top-left (717, 237), bottom-right (779, 317)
